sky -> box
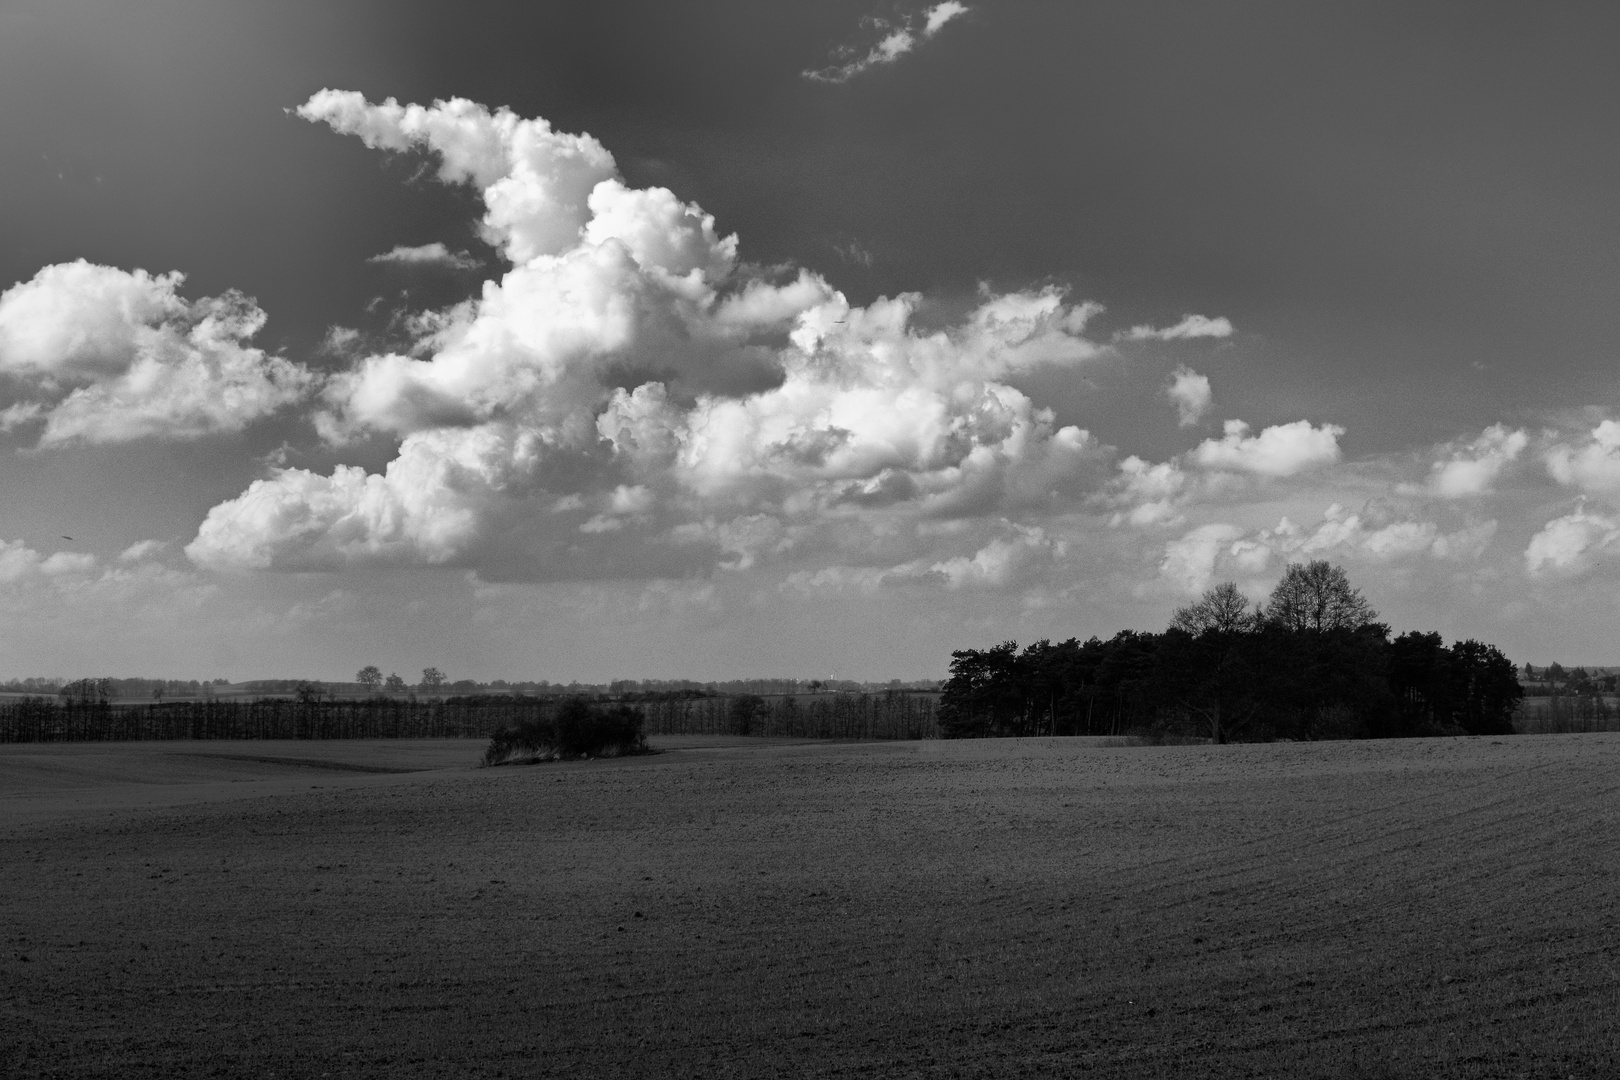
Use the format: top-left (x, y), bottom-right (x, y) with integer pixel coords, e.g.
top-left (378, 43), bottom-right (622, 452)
top-left (3, 0), bottom-right (1620, 682)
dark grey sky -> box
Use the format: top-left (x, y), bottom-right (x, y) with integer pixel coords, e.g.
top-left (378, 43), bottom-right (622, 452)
top-left (8, 1), bottom-right (1619, 450)
top-left (3, 1), bottom-right (1619, 678)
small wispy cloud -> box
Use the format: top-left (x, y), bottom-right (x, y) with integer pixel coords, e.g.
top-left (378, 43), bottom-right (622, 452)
top-left (320, 326), bottom-right (363, 355)
top-left (366, 242), bottom-right (480, 270)
top-left (1119, 314), bottom-right (1235, 342)
top-left (834, 239), bottom-right (875, 267)
top-left (805, 2), bottom-right (969, 84)
top-left (0, 401), bottom-right (43, 432)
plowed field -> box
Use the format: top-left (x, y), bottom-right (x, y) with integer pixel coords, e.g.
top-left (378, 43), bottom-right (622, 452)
top-left (2, 733), bottom-right (1617, 1078)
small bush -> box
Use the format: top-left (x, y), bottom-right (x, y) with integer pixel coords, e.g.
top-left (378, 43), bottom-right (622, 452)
top-left (1123, 728), bottom-right (1212, 746)
top-left (482, 697), bottom-right (647, 766)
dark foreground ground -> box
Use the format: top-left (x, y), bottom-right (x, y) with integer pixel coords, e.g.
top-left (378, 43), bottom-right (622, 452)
top-left (1, 733), bottom-right (1616, 1078)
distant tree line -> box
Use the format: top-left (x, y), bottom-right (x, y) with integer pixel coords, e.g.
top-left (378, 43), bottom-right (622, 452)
top-left (0, 695), bottom-right (539, 743)
top-left (939, 561), bottom-right (1523, 742)
top-left (637, 690), bottom-right (938, 740)
top-left (1514, 662), bottom-right (1619, 733)
top-left (0, 688), bottom-right (939, 744)
top-left (1519, 662), bottom-right (1618, 696)
top-left (51, 677), bottom-right (231, 702)
top-left (1515, 694), bottom-right (1619, 733)
top-left (610, 677), bottom-right (938, 696)
top-left (3, 672), bottom-right (942, 701)
top-left (2, 677), bottom-right (66, 693)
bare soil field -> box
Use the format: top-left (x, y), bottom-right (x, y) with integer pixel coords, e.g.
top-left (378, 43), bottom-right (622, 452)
top-left (2, 733), bottom-right (1617, 1078)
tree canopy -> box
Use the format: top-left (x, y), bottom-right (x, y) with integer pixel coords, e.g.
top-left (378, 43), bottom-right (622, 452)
top-left (1171, 581), bottom-right (1259, 635)
top-left (1265, 560), bottom-right (1378, 632)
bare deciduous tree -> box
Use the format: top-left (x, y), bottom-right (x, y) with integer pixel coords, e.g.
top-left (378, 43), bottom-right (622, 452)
top-left (1170, 582), bottom-right (1258, 634)
top-left (1264, 560), bottom-right (1376, 632)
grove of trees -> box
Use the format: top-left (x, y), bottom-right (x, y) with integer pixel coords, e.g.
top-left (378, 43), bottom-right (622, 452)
top-left (940, 561), bottom-right (1522, 742)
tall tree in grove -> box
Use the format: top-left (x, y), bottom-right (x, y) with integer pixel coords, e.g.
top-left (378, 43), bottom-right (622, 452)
top-left (1265, 560), bottom-right (1377, 632)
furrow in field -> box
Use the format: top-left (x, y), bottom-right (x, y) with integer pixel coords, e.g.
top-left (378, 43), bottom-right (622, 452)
top-left (1112, 768), bottom-right (1615, 924)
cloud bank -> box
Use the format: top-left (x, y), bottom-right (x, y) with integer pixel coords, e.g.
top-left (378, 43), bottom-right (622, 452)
top-left (188, 91), bottom-right (1108, 580)
top-left (172, 93), bottom-right (1620, 625)
top-left (11, 89), bottom-right (1620, 673)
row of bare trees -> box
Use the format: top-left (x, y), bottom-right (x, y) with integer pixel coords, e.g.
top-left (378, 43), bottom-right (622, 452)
top-left (0, 690), bottom-right (940, 744)
top-left (0, 695), bottom-right (529, 743)
top-left (1515, 692), bottom-right (1620, 734)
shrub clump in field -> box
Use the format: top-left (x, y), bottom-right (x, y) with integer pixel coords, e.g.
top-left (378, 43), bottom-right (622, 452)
top-left (482, 697), bottom-right (647, 766)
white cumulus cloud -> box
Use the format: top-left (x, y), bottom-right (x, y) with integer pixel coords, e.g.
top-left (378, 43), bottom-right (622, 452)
top-left (1161, 505), bottom-right (1495, 595)
top-left (0, 538), bottom-right (96, 584)
top-left (0, 261), bottom-right (312, 446)
top-left (924, 1), bottom-right (970, 34)
top-left (1524, 506), bottom-right (1620, 577)
top-left (1235, 505), bottom-right (1492, 567)
top-left (1191, 419), bottom-right (1343, 477)
top-left (1164, 365), bottom-right (1212, 427)
top-left (1107, 455), bottom-right (1188, 528)
top-left (1424, 423), bottom-right (1527, 497)
top-left (298, 90), bottom-right (619, 265)
top-left (187, 93), bottom-right (1109, 579)
top-left (1545, 420), bottom-right (1620, 498)
top-left (1159, 523), bottom-right (1245, 594)
top-left (927, 525), bottom-right (1055, 589)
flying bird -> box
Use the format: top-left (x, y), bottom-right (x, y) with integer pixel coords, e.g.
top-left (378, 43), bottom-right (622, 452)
top-left (60, 535), bottom-right (73, 541)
